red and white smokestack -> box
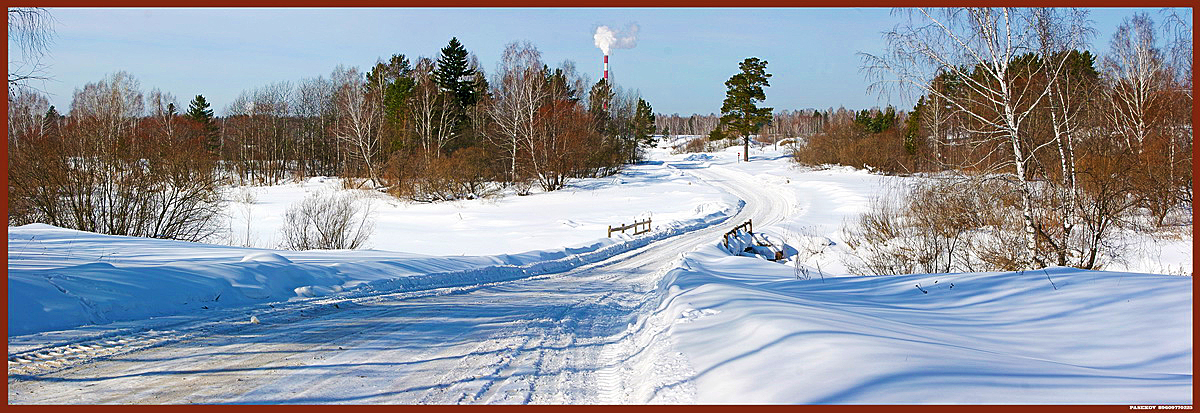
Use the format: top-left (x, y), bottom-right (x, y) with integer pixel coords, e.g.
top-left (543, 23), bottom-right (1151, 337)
top-left (603, 54), bottom-right (609, 82)
top-left (603, 54), bottom-right (610, 111)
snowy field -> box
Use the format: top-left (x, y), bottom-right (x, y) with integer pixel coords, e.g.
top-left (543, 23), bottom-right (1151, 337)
top-left (8, 139), bottom-right (1192, 404)
top-left (221, 160), bottom-right (736, 256)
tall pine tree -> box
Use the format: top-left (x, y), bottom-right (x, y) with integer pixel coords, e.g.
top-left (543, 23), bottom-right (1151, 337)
top-left (633, 98), bottom-right (656, 149)
top-left (433, 38), bottom-right (480, 147)
top-left (720, 57), bottom-right (772, 162)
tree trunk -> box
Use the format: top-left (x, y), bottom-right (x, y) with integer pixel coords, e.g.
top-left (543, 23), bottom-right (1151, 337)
top-left (743, 135), bottom-right (750, 162)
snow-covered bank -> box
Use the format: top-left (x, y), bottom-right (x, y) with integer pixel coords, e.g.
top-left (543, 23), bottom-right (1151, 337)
top-left (222, 159), bottom-right (733, 256)
top-left (649, 242), bottom-right (1193, 403)
top-left (8, 197), bottom-right (740, 336)
top-left (672, 144), bottom-right (1193, 277)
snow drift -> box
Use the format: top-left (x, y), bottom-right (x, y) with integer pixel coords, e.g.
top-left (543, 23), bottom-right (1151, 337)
top-left (642, 241), bottom-right (1193, 403)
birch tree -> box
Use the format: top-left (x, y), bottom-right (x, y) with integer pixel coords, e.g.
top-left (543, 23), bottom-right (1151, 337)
top-left (407, 58), bottom-right (458, 160)
top-left (1102, 13), bottom-right (1168, 153)
top-left (8, 8), bottom-right (54, 96)
top-left (332, 66), bottom-right (382, 186)
top-left (488, 41), bottom-right (546, 188)
top-left (862, 8), bottom-right (1090, 269)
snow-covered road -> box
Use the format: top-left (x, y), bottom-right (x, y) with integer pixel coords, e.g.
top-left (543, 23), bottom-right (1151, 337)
top-left (8, 162), bottom-right (792, 404)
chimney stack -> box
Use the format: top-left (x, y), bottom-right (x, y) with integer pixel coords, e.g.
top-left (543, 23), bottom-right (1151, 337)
top-left (604, 54), bottom-right (609, 82)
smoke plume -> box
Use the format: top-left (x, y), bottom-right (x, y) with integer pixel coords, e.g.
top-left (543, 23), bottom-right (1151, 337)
top-left (593, 23), bottom-right (639, 55)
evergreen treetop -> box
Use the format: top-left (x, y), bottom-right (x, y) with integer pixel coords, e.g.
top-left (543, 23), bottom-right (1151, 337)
top-left (434, 37), bottom-right (476, 108)
top-left (186, 95), bottom-right (214, 124)
top-left (720, 57), bottom-right (773, 138)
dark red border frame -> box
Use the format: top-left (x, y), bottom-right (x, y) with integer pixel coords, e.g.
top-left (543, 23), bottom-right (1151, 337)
top-left (2, 1), bottom-right (1195, 411)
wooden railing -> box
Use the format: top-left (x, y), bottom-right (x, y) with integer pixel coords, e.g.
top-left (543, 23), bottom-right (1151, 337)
top-left (722, 219), bottom-right (753, 248)
top-left (722, 219), bottom-right (784, 261)
top-left (608, 218), bottom-right (652, 237)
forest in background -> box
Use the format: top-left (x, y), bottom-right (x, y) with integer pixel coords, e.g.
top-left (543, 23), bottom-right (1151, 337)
top-left (9, 31), bottom-right (657, 241)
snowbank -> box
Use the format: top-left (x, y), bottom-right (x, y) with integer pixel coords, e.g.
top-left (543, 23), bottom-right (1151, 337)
top-left (646, 242), bottom-right (1193, 403)
top-left (7, 197), bottom-right (740, 336)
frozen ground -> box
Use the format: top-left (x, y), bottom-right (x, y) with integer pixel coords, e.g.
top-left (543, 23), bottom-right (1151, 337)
top-left (7, 141), bottom-right (1192, 404)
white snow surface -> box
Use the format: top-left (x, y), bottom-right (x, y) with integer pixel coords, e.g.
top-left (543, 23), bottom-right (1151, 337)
top-left (222, 161), bottom-right (731, 256)
top-left (7, 143), bottom-right (1192, 404)
top-left (660, 244), bottom-right (1192, 403)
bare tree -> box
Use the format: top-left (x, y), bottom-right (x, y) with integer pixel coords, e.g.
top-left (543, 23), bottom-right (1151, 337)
top-left (861, 7), bottom-right (1090, 269)
top-left (406, 58), bottom-right (458, 160)
top-left (147, 88), bottom-right (178, 138)
top-left (70, 71), bottom-right (144, 151)
top-left (8, 8), bottom-right (54, 96)
top-left (332, 66), bottom-right (382, 186)
top-left (1033, 8), bottom-right (1097, 266)
top-left (293, 76), bottom-right (339, 176)
top-left (224, 82), bottom-right (293, 183)
top-left (7, 89), bottom-right (49, 149)
top-left (9, 71), bottom-right (223, 241)
top-left (488, 41), bottom-right (547, 188)
top-left (1102, 13), bottom-right (1169, 153)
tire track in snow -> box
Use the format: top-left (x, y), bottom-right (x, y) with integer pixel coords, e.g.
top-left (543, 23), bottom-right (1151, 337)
top-left (9, 156), bottom-right (796, 404)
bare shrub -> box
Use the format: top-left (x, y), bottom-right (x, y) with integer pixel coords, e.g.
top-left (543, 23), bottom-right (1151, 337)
top-left (8, 76), bottom-right (225, 242)
top-left (385, 147), bottom-right (501, 202)
top-left (677, 136), bottom-right (706, 153)
top-left (841, 184), bottom-right (921, 276)
top-left (843, 176), bottom-right (1026, 275)
top-left (279, 191), bottom-right (375, 250)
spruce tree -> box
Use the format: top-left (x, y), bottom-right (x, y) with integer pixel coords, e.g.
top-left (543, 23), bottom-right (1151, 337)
top-left (434, 37), bottom-right (475, 108)
top-left (904, 98), bottom-right (924, 155)
top-left (186, 95), bottom-right (219, 154)
top-left (186, 95), bottom-right (214, 124)
top-left (720, 57), bottom-right (772, 162)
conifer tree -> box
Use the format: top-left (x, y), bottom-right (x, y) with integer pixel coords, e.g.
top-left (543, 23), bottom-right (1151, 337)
top-left (720, 57), bottom-right (772, 161)
top-left (588, 79), bottom-right (613, 133)
top-left (633, 98), bottom-right (656, 148)
top-left (186, 94), bottom-right (219, 154)
top-left (434, 37), bottom-right (475, 108)
top-left (186, 94), bottom-right (213, 123)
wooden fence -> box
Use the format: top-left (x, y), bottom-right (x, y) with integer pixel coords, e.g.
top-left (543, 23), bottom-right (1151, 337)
top-left (722, 219), bottom-right (753, 248)
top-left (608, 218), bottom-right (652, 237)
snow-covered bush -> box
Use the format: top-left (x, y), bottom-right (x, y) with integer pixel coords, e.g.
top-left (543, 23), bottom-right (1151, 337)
top-left (279, 190), bottom-right (374, 250)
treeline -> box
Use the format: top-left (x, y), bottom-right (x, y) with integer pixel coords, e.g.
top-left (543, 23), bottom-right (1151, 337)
top-left (658, 108), bottom-right (861, 139)
top-left (8, 38), bottom-right (657, 240)
top-left (819, 10), bottom-right (1192, 273)
top-left (662, 108), bottom-right (857, 153)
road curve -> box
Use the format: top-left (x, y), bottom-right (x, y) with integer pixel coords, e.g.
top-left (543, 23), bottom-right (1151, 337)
top-left (8, 162), bottom-right (796, 404)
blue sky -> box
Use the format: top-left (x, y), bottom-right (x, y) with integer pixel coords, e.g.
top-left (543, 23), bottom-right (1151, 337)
top-left (13, 7), bottom-right (1181, 115)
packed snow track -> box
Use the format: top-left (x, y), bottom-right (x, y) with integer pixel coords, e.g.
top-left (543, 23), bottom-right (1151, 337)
top-left (8, 163), bottom-right (794, 404)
